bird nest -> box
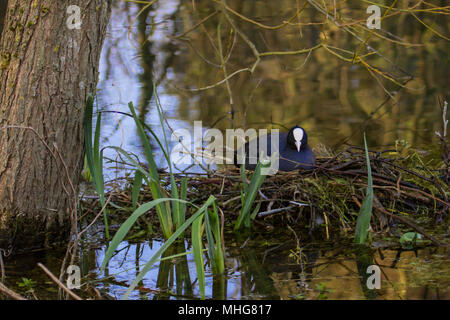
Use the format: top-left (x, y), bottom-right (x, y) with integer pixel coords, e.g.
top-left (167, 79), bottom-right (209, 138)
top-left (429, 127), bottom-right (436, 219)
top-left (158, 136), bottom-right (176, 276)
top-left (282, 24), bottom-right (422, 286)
top-left (82, 143), bottom-right (449, 247)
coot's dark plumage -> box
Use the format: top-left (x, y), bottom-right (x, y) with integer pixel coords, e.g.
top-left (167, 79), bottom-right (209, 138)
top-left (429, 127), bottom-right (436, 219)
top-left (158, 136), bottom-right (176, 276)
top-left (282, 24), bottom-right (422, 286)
top-left (235, 125), bottom-right (315, 171)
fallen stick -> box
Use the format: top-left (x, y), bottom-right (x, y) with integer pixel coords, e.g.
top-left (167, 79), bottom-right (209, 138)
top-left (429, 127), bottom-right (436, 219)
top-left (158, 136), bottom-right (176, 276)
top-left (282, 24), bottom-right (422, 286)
top-left (37, 263), bottom-right (82, 300)
top-left (258, 205), bottom-right (295, 218)
top-left (0, 282), bottom-right (26, 300)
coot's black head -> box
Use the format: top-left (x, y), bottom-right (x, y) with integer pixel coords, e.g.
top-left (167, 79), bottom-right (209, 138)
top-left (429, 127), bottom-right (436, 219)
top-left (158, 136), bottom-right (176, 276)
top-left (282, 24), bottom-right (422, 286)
top-left (287, 125), bottom-right (308, 152)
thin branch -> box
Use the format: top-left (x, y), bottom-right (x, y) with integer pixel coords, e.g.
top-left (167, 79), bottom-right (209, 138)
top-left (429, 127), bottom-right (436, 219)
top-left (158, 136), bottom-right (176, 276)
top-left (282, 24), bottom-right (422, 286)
top-left (0, 282), bottom-right (26, 300)
top-left (37, 263), bottom-right (82, 301)
top-left (173, 10), bottom-right (220, 39)
top-left (219, 0), bottom-right (306, 30)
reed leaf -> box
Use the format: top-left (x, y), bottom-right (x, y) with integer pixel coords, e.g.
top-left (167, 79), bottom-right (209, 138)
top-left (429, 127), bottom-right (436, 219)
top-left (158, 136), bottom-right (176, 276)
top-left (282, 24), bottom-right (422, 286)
top-left (192, 213), bottom-right (205, 299)
top-left (235, 157), bottom-right (270, 230)
top-left (128, 102), bottom-right (173, 239)
top-left (84, 95), bottom-right (109, 239)
top-left (122, 196), bottom-right (217, 299)
top-left (108, 146), bottom-right (173, 239)
top-left (354, 133), bottom-right (374, 244)
top-left (100, 197), bottom-right (190, 271)
top-left (205, 201), bottom-right (225, 274)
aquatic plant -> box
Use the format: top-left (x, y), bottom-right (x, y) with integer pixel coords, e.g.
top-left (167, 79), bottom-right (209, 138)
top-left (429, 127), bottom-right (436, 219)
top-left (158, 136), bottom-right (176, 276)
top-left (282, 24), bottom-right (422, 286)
top-left (234, 156), bottom-right (271, 230)
top-left (354, 133), bottom-right (374, 245)
top-left (84, 95), bottom-right (109, 240)
top-left (85, 93), bottom-right (449, 300)
top-left (89, 89), bottom-right (225, 299)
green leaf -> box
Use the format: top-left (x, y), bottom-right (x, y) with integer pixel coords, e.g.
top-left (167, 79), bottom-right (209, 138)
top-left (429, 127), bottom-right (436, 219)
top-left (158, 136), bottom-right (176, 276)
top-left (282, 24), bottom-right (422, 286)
top-left (108, 146), bottom-right (173, 240)
top-left (399, 232), bottom-right (426, 248)
top-left (250, 202), bottom-right (262, 220)
top-left (354, 133), bottom-right (374, 244)
top-left (205, 201), bottom-right (225, 275)
top-left (192, 213), bottom-right (205, 299)
top-left (84, 95), bottom-right (109, 239)
top-left (121, 196), bottom-right (216, 300)
top-left (235, 155), bottom-right (270, 230)
top-left (128, 102), bottom-right (172, 239)
top-left (100, 197), bottom-right (189, 271)
top-left (177, 177), bottom-right (188, 237)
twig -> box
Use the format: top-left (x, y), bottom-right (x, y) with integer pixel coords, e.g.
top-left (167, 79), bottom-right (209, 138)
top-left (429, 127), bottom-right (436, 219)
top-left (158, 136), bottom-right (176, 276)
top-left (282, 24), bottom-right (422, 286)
top-left (258, 205), bottom-right (295, 218)
top-left (0, 282), bottom-right (26, 300)
top-left (220, 0), bottom-right (305, 30)
top-left (37, 263), bottom-right (83, 300)
top-left (217, 21), bottom-right (235, 126)
top-left (0, 249), bottom-right (5, 284)
top-left (372, 196), bottom-right (449, 249)
top-left (173, 10), bottom-right (220, 39)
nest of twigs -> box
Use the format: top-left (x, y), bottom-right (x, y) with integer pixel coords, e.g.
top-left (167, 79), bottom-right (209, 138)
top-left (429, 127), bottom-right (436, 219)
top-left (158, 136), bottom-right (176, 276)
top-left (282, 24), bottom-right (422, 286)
top-left (82, 143), bottom-right (449, 248)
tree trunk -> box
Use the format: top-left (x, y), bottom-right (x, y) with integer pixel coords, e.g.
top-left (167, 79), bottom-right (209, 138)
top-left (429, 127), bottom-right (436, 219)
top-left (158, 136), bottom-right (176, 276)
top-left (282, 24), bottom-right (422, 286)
top-left (0, 1), bottom-right (7, 37)
top-left (0, 0), bottom-right (111, 251)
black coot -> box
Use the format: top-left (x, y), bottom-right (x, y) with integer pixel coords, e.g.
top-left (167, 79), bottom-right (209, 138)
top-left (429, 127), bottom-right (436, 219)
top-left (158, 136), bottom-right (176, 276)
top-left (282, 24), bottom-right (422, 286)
top-left (235, 125), bottom-right (315, 171)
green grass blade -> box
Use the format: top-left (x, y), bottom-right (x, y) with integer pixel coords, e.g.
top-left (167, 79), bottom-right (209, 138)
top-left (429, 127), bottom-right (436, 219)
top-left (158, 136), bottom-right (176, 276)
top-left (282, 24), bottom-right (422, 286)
top-left (93, 111), bottom-right (102, 186)
top-left (84, 95), bottom-right (102, 195)
top-left (128, 102), bottom-right (172, 238)
top-left (84, 95), bottom-right (109, 239)
top-left (205, 201), bottom-right (225, 275)
top-left (192, 213), bottom-right (205, 299)
top-left (84, 95), bottom-right (94, 183)
top-left (122, 103), bottom-right (174, 238)
top-left (240, 157), bottom-right (248, 195)
top-left (108, 146), bottom-right (173, 238)
top-left (121, 196), bottom-right (216, 299)
top-left (97, 110), bottom-right (171, 165)
top-left (170, 174), bottom-right (180, 229)
top-left (151, 87), bottom-right (182, 232)
top-left (235, 158), bottom-right (269, 230)
top-left (176, 177), bottom-right (188, 238)
top-left (92, 101), bottom-right (105, 200)
top-left (128, 101), bottom-right (160, 181)
top-left (250, 202), bottom-right (262, 220)
top-left (354, 133), bottom-right (374, 244)
top-left (100, 197), bottom-right (190, 271)
top-left (153, 84), bottom-right (178, 177)
top-left (179, 177), bottom-right (188, 225)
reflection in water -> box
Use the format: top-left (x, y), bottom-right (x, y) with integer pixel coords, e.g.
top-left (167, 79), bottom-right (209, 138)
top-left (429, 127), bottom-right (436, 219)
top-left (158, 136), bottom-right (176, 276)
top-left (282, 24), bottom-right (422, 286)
top-left (75, 228), bottom-right (444, 300)
top-left (86, 235), bottom-right (447, 300)
top-left (3, 232), bottom-right (448, 300)
top-left (354, 246), bottom-right (377, 300)
top-left (98, 0), bottom-right (448, 176)
top-left (154, 241), bottom-right (193, 300)
top-left (136, 2), bottom-right (156, 123)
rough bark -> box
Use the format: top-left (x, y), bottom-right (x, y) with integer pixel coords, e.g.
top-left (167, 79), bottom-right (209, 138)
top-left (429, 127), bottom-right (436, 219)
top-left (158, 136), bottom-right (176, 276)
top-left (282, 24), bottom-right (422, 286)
top-left (0, 0), bottom-right (111, 251)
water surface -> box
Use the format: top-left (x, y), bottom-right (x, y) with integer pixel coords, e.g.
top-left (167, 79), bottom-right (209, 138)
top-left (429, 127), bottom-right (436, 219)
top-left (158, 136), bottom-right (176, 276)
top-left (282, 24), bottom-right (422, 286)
top-left (4, 0), bottom-right (449, 300)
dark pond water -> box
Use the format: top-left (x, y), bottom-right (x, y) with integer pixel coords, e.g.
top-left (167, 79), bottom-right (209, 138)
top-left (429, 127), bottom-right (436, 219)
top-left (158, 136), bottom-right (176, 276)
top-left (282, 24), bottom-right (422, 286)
top-left (4, 229), bottom-right (449, 300)
top-left (3, 0), bottom-right (449, 300)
